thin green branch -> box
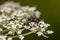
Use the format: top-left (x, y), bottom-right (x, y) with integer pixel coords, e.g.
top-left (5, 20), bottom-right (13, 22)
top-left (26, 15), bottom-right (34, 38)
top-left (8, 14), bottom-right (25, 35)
top-left (12, 32), bottom-right (33, 38)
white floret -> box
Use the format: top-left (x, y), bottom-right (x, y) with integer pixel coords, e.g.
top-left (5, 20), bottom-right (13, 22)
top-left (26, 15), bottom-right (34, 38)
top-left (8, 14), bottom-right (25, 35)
top-left (19, 35), bottom-right (24, 40)
top-left (7, 37), bottom-right (12, 40)
top-left (37, 32), bottom-right (43, 36)
top-left (0, 28), bottom-right (3, 31)
top-left (0, 35), bottom-right (7, 40)
top-left (47, 30), bottom-right (54, 34)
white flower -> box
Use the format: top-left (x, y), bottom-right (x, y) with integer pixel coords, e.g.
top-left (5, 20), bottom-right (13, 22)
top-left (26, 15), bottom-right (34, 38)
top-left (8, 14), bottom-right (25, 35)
top-left (47, 30), bottom-right (54, 34)
top-left (4, 7), bottom-right (12, 13)
top-left (11, 11), bottom-right (17, 16)
top-left (7, 27), bottom-right (11, 29)
top-left (6, 17), bottom-right (11, 20)
top-left (21, 6), bottom-right (29, 11)
top-left (3, 24), bottom-right (7, 28)
top-left (29, 22), bottom-right (37, 27)
top-left (14, 20), bottom-right (19, 23)
top-left (40, 24), bottom-right (44, 27)
top-left (0, 28), bottom-right (3, 31)
top-left (17, 30), bottom-right (22, 35)
top-left (11, 25), bottom-right (16, 29)
top-left (41, 28), bottom-right (45, 32)
top-left (30, 27), bottom-right (37, 33)
top-left (0, 19), bottom-right (3, 22)
top-left (24, 25), bottom-right (30, 29)
top-left (37, 32), bottom-right (43, 36)
top-left (19, 35), bottom-right (24, 40)
top-left (28, 7), bottom-right (36, 11)
top-left (22, 19), bottom-right (27, 23)
top-left (18, 25), bottom-right (23, 28)
top-left (0, 35), bottom-right (7, 40)
top-left (20, 23), bottom-right (24, 25)
top-left (19, 13), bottom-right (25, 16)
top-left (7, 37), bottom-right (12, 40)
top-left (8, 31), bottom-right (13, 34)
top-left (35, 11), bottom-right (41, 18)
top-left (39, 20), bottom-right (50, 28)
top-left (8, 21), bottom-right (14, 25)
top-left (2, 1), bottom-right (20, 8)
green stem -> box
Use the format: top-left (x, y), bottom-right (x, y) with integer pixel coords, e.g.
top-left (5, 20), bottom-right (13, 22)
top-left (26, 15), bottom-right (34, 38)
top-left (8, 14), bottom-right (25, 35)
top-left (23, 32), bottom-right (33, 36)
top-left (42, 34), bottom-right (48, 38)
top-left (12, 32), bottom-right (33, 38)
top-left (2, 29), bottom-right (9, 34)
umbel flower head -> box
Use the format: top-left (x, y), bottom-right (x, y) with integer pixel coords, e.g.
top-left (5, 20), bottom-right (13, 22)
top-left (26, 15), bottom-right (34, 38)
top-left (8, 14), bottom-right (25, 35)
top-left (0, 1), bottom-right (54, 40)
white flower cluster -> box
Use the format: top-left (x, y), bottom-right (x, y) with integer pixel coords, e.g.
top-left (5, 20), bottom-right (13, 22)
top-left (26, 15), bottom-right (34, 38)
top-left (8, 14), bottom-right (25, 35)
top-left (0, 1), bottom-right (54, 40)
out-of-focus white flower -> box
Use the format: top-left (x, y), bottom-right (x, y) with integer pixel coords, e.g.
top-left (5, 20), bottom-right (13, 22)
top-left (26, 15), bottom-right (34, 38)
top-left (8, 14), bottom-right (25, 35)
top-left (40, 24), bottom-right (44, 27)
top-left (19, 35), bottom-right (24, 40)
top-left (29, 22), bottom-right (37, 27)
top-left (22, 19), bottom-right (27, 23)
top-left (0, 19), bottom-right (3, 22)
top-left (11, 25), bottom-right (16, 29)
top-left (24, 25), bottom-right (30, 29)
top-left (14, 20), bottom-right (19, 23)
top-left (8, 21), bottom-right (14, 25)
top-left (0, 35), bottom-right (7, 40)
top-left (3, 24), bottom-right (7, 28)
top-left (37, 32), bottom-right (43, 36)
top-left (47, 30), bottom-right (54, 34)
top-left (44, 24), bottom-right (50, 28)
top-left (41, 28), bottom-right (45, 32)
top-left (35, 11), bottom-right (41, 18)
top-left (18, 24), bottom-right (22, 28)
top-left (0, 28), bottom-right (3, 31)
top-left (20, 23), bottom-right (24, 25)
top-left (0, 18), bottom-right (6, 22)
top-left (17, 30), bottom-right (22, 35)
top-left (8, 31), bottom-right (13, 34)
top-left (28, 7), bottom-right (36, 11)
top-left (4, 7), bottom-right (12, 13)
top-left (6, 17), bottom-right (11, 20)
top-left (7, 27), bottom-right (11, 29)
top-left (1, 1), bottom-right (20, 8)
top-left (39, 20), bottom-right (50, 28)
top-left (7, 37), bottom-right (12, 40)
top-left (21, 6), bottom-right (29, 11)
top-left (30, 27), bottom-right (37, 33)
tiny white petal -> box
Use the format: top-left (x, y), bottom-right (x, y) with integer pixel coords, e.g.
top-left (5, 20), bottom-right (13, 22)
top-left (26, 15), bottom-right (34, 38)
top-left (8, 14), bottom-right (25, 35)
top-left (19, 35), bottom-right (24, 40)
top-left (0, 35), bottom-right (7, 40)
top-left (22, 19), bottom-right (27, 23)
top-left (41, 28), bottom-right (45, 32)
top-left (40, 24), bottom-right (44, 27)
top-left (7, 37), bottom-right (12, 40)
top-left (8, 31), bottom-right (13, 34)
top-left (28, 7), bottom-right (36, 11)
top-left (24, 25), bottom-right (30, 29)
top-left (17, 30), bottom-right (22, 35)
top-left (47, 30), bottom-right (54, 34)
top-left (30, 27), bottom-right (37, 32)
top-left (0, 28), bottom-right (3, 31)
top-left (7, 27), bottom-right (11, 29)
top-left (37, 32), bottom-right (43, 36)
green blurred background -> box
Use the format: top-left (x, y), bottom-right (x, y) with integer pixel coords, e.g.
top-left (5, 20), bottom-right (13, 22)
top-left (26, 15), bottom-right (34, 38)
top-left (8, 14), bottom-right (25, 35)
top-left (0, 0), bottom-right (60, 40)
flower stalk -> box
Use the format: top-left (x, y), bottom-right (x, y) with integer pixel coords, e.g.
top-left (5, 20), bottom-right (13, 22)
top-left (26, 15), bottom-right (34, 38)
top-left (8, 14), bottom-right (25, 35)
top-left (12, 32), bottom-right (33, 38)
